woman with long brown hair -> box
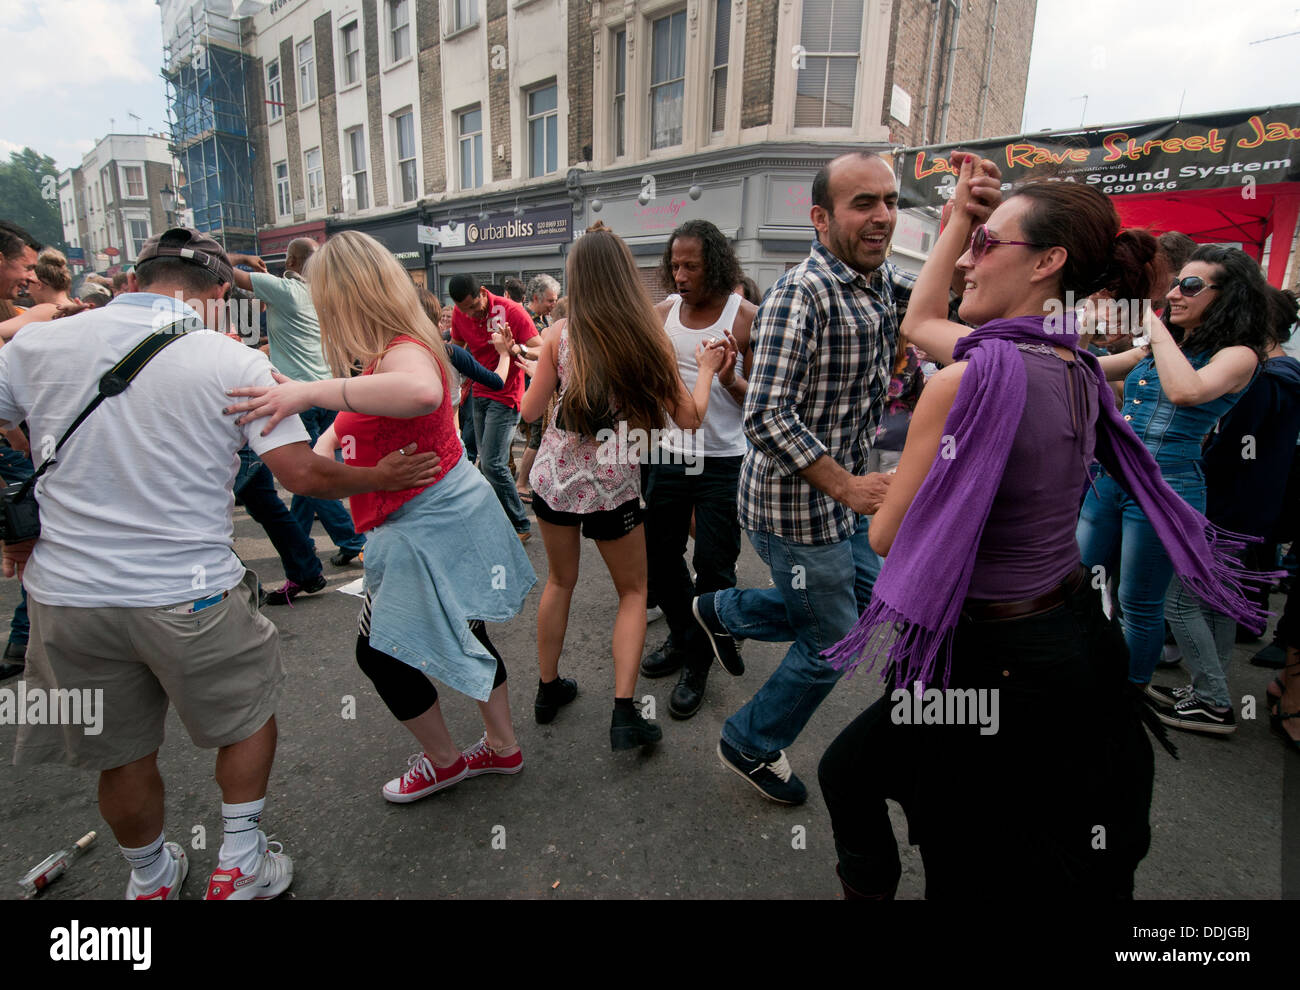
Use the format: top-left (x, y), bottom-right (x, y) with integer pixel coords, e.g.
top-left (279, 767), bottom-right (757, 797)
top-left (226, 231), bottom-right (535, 803)
top-left (522, 222), bottom-right (727, 750)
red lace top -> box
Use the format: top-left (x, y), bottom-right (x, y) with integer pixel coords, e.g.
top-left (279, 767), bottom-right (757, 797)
top-left (333, 335), bottom-right (463, 532)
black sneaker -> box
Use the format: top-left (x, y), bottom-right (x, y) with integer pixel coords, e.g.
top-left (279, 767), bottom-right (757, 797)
top-left (1145, 682), bottom-right (1193, 711)
top-left (0, 641), bottom-right (24, 682)
top-left (1156, 696), bottom-right (1237, 735)
top-left (610, 701), bottom-right (662, 750)
top-left (1250, 642), bottom-right (1286, 669)
top-left (640, 638), bottom-right (687, 678)
top-left (693, 593), bottom-right (743, 676)
top-left (534, 677), bottom-right (578, 725)
top-left (669, 664), bottom-right (709, 720)
top-left (717, 738), bottom-right (806, 805)
top-left (330, 548), bottom-right (363, 567)
top-left (264, 574), bottom-right (328, 606)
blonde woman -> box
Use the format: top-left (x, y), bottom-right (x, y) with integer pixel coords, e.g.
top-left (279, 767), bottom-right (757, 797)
top-left (522, 222), bottom-right (727, 750)
top-left (0, 249), bottom-right (74, 339)
top-left (226, 231), bottom-right (536, 803)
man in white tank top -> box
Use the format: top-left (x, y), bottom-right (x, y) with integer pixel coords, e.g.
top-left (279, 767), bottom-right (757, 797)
top-left (640, 221), bottom-right (757, 720)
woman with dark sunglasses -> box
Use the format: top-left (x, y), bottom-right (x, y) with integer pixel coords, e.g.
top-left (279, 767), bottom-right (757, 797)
top-left (817, 156), bottom-right (1272, 900)
top-left (1076, 246), bottom-right (1271, 712)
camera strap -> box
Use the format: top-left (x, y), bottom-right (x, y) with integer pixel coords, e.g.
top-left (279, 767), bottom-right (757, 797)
top-left (17, 317), bottom-right (193, 498)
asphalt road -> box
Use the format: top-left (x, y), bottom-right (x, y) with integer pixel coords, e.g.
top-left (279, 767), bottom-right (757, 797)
top-left (0, 485), bottom-right (1294, 900)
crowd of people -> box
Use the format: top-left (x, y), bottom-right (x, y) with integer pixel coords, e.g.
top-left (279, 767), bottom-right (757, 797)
top-left (0, 141), bottom-right (1297, 902)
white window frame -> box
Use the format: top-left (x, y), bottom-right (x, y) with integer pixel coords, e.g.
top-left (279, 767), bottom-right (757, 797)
top-left (339, 21), bottom-right (361, 87)
top-left (648, 9), bottom-right (687, 151)
top-left (304, 147), bottom-right (324, 210)
top-left (297, 38), bottom-right (316, 107)
top-left (387, 0), bottom-right (411, 64)
top-left (793, 0), bottom-right (863, 129)
top-left (267, 60), bottom-right (284, 121)
top-left (458, 105), bottom-right (484, 190)
top-left (274, 161), bottom-right (291, 217)
top-left (710, 0), bottom-right (731, 135)
top-left (448, 0), bottom-right (478, 35)
top-left (346, 127), bottom-right (369, 210)
top-left (119, 163), bottom-right (147, 199)
top-left (526, 82), bottom-right (559, 178)
top-left (612, 29), bottom-right (627, 159)
top-left (128, 218), bottom-right (150, 258)
top-left (393, 110), bottom-right (418, 203)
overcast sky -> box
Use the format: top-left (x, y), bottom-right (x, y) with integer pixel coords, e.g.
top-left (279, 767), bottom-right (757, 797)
top-left (0, 0), bottom-right (1297, 172)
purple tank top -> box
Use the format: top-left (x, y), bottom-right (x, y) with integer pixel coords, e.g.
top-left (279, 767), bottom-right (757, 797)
top-left (966, 347), bottom-right (1098, 601)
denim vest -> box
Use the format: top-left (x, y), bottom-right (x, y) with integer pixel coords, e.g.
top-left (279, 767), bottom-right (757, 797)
top-left (1121, 350), bottom-right (1247, 472)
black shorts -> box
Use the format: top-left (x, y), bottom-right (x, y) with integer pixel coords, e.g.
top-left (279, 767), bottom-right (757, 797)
top-left (532, 491), bottom-right (643, 541)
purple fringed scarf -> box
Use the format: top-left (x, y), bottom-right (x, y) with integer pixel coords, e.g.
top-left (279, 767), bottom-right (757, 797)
top-left (823, 314), bottom-right (1278, 688)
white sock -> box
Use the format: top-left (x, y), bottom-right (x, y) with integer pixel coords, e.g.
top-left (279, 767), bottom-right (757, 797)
top-left (121, 833), bottom-right (170, 890)
top-left (218, 798), bottom-right (266, 873)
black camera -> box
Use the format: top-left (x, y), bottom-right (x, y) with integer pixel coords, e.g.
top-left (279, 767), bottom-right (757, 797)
top-left (0, 479), bottom-right (41, 542)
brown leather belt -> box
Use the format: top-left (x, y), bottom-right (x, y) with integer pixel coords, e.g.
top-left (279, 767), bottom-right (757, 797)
top-left (962, 564), bottom-right (1089, 623)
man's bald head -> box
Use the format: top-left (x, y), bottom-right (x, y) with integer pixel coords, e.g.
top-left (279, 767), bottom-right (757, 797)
top-left (811, 152), bottom-right (893, 216)
top-left (286, 238), bottom-right (318, 274)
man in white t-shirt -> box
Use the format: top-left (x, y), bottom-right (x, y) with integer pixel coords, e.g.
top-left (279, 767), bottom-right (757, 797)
top-left (641, 220), bottom-right (756, 719)
top-left (0, 228), bottom-right (438, 902)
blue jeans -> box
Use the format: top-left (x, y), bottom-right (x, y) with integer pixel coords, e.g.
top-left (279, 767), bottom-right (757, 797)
top-left (1165, 575), bottom-right (1235, 708)
top-left (471, 396), bottom-right (529, 534)
top-left (1076, 468), bottom-right (1206, 684)
top-left (460, 393), bottom-right (478, 462)
top-left (290, 406), bottom-right (365, 553)
top-left (713, 517), bottom-right (882, 761)
top-left (0, 445), bottom-right (32, 645)
top-left (235, 447), bottom-right (324, 586)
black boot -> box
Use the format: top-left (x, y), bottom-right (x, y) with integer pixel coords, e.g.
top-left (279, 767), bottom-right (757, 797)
top-left (640, 637), bottom-right (687, 678)
top-left (610, 700), bottom-right (662, 750)
top-left (669, 662), bottom-right (709, 720)
top-left (534, 676), bottom-right (578, 724)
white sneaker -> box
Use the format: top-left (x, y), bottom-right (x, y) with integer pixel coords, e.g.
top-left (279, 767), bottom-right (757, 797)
top-left (646, 606), bottom-right (664, 623)
top-left (125, 842), bottom-right (188, 900)
top-left (204, 832), bottom-right (293, 900)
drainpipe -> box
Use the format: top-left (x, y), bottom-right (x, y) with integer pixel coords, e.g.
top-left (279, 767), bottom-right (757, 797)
top-left (977, 0), bottom-right (999, 138)
top-left (920, 0), bottom-right (941, 143)
top-left (938, 0), bottom-right (962, 143)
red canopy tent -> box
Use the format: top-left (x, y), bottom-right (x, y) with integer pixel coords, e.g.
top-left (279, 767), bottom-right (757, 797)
top-left (1112, 183), bottom-right (1300, 287)
top-left (896, 104), bottom-right (1300, 287)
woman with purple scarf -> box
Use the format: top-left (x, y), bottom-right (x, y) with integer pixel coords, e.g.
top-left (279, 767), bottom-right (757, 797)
top-left (816, 156), bottom-right (1273, 900)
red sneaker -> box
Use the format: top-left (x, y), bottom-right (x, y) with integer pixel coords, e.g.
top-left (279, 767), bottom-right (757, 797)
top-left (462, 735), bottom-right (524, 777)
top-left (382, 752), bottom-right (468, 803)
top-left (203, 834), bottom-right (293, 901)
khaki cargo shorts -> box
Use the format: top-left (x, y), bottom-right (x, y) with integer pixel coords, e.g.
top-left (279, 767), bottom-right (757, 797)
top-left (13, 570), bottom-right (285, 771)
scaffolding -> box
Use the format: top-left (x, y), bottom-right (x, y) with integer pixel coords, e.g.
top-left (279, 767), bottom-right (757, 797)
top-left (161, 0), bottom-right (258, 253)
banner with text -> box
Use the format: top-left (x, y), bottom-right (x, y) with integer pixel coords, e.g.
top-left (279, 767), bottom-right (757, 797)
top-left (897, 105), bottom-right (1300, 208)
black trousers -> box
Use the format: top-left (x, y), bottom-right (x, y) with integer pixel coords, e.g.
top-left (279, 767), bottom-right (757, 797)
top-left (643, 456), bottom-right (743, 670)
top-left (356, 621), bottom-right (506, 721)
top-left (818, 577), bottom-right (1154, 900)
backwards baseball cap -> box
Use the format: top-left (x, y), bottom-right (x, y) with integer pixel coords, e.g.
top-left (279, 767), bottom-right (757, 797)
top-left (135, 227), bottom-right (234, 286)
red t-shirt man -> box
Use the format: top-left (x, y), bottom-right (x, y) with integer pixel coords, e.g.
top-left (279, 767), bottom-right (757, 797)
top-left (450, 288), bottom-right (541, 411)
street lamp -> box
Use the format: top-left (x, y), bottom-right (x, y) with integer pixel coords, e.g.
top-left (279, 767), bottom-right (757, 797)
top-left (159, 184), bottom-right (177, 226)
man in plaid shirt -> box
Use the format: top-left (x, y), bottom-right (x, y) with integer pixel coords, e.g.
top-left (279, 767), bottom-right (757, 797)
top-left (691, 151), bottom-right (1000, 804)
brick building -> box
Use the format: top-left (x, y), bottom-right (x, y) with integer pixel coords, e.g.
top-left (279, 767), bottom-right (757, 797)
top-left (57, 134), bottom-right (179, 274)
top-left (242, 0), bottom-right (1037, 290)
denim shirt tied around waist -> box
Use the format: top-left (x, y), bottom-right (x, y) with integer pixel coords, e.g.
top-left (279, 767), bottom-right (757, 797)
top-left (1122, 350), bottom-right (1249, 471)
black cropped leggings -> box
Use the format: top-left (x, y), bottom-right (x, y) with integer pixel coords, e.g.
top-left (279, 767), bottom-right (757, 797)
top-left (356, 620), bottom-right (506, 721)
